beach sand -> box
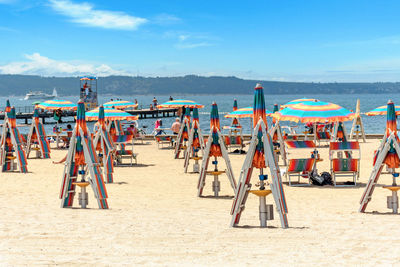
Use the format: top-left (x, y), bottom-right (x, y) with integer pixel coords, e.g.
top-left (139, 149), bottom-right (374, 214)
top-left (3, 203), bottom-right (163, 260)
top-left (1, 139), bottom-right (400, 266)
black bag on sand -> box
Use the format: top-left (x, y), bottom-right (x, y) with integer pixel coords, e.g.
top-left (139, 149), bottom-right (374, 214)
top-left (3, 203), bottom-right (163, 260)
top-left (310, 171), bottom-right (333, 186)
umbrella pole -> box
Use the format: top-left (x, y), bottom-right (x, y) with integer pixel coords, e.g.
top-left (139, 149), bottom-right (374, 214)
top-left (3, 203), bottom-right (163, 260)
top-left (313, 123), bottom-right (317, 144)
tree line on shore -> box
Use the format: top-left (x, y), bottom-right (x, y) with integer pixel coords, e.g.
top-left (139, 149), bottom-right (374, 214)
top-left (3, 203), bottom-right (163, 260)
top-left (0, 74), bottom-right (399, 96)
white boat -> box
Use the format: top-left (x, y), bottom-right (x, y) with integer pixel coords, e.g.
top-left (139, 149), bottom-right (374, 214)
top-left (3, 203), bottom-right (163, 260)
top-left (24, 88), bottom-right (57, 100)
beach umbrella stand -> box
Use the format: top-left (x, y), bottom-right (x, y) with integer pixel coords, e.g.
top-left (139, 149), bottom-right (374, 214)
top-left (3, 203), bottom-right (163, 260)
top-left (359, 100), bottom-right (400, 213)
top-left (184, 107), bottom-right (205, 173)
top-left (349, 99), bottom-right (366, 142)
top-left (59, 100), bottom-right (109, 209)
top-left (174, 107), bottom-right (192, 159)
top-left (230, 83), bottom-right (288, 228)
top-left (0, 105), bottom-right (28, 173)
top-left (197, 102), bottom-right (236, 197)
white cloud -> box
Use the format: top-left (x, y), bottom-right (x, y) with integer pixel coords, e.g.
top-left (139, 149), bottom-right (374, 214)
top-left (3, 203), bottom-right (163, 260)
top-left (178, 34), bottom-right (189, 41)
top-left (175, 42), bottom-right (212, 49)
top-left (0, 53), bottom-right (130, 76)
top-left (48, 0), bottom-right (147, 30)
top-left (153, 14), bottom-right (181, 25)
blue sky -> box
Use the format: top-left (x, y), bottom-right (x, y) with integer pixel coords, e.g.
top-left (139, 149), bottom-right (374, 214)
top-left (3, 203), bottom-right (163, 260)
top-left (1, 0), bottom-right (400, 82)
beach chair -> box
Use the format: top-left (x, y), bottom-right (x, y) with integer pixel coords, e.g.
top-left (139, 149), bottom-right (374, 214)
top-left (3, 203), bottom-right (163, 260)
top-left (155, 135), bottom-right (174, 149)
top-left (285, 140), bottom-right (318, 186)
top-left (329, 141), bottom-right (360, 187)
top-left (113, 134), bottom-right (138, 166)
top-left (315, 130), bottom-right (331, 146)
top-left (224, 135), bottom-right (244, 152)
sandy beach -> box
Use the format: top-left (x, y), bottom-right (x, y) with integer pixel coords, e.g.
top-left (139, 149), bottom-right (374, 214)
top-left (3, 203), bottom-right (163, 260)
top-left (1, 138), bottom-right (400, 266)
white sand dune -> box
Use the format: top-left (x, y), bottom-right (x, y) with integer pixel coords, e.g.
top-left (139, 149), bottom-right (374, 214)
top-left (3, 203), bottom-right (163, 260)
top-left (1, 139), bottom-right (400, 266)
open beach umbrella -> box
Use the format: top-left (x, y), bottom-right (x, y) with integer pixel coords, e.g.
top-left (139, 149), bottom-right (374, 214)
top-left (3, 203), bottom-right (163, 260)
top-left (365, 104), bottom-right (400, 116)
top-left (210, 102), bottom-right (222, 157)
top-left (37, 100), bottom-right (77, 111)
top-left (103, 100), bottom-right (138, 110)
top-left (157, 99), bottom-right (204, 109)
top-left (384, 100), bottom-right (400, 168)
top-left (281, 98), bottom-right (319, 109)
top-left (273, 100), bottom-right (354, 123)
top-left (224, 107), bottom-right (272, 118)
top-left (85, 106), bottom-right (138, 121)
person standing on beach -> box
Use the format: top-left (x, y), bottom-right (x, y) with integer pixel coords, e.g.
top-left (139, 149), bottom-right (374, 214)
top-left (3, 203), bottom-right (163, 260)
top-left (171, 118), bottom-right (181, 134)
top-left (169, 96), bottom-right (173, 101)
top-left (134, 99), bottom-right (138, 110)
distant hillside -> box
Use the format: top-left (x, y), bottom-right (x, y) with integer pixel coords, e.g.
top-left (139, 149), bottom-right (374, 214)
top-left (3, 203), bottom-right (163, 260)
top-left (0, 74), bottom-right (399, 96)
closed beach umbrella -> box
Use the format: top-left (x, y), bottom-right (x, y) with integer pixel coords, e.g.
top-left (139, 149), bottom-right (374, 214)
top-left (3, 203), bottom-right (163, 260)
top-left (281, 98), bottom-right (319, 109)
top-left (85, 107), bottom-right (138, 121)
top-left (224, 107), bottom-right (272, 118)
top-left (273, 100), bottom-right (354, 123)
top-left (253, 83), bottom-right (267, 128)
top-left (252, 84), bottom-right (267, 168)
top-left (182, 107), bottom-right (191, 141)
top-left (272, 103), bottom-right (279, 125)
top-left (384, 100), bottom-right (400, 168)
top-left (365, 104), bottom-right (400, 116)
top-left (5, 99), bottom-right (11, 113)
top-left (37, 100), bottom-right (77, 111)
top-left (103, 100), bottom-right (138, 110)
top-left (210, 102), bottom-right (222, 157)
top-left (233, 99), bottom-right (238, 111)
top-left (74, 101), bottom-right (87, 166)
top-left (192, 107), bottom-right (201, 149)
top-left (158, 99), bottom-right (204, 109)
top-left (192, 107), bottom-right (199, 122)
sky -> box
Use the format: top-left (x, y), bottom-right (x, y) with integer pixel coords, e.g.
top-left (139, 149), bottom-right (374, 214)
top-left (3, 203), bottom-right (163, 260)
top-left (1, 0), bottom-right (400, 82)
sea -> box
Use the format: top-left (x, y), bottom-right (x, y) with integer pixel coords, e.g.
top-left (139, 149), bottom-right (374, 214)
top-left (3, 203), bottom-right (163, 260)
top-left (0, 93), bottom-right (398, 135)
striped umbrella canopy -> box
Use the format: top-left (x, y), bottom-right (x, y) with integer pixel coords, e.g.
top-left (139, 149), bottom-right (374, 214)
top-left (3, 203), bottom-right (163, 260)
top-left (158, 99), bottom-right (204, 109)
top-left (365, 104), bottom-right (400, 116)
top-left (37, 99), bottom-right (77, 110)
top-left (103, 100), bottom-right (138, 110)
top-left (273, 100), bottom-right (355, 123)
top-left (384, 100), bottom-right (400, 168)
top-left (281, 98), bottom-right (320, 108)
top-left (253, 83), bottom-right (267, 128)
top-left (85, 106), bottom-right (138, 121)
top-left (224, 107), bottom-right (272, 118)
top-left (233, 99), bottom-right (238, 111)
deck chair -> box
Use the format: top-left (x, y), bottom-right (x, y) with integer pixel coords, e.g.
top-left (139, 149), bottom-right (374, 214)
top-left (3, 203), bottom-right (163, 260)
top-left (285, 140), bottom-right (318, 186)
top-left (315, 131), bottom-right (331, 146)
top-left (224, 135), bottom-right (244, 152)
top-left (155, 135), bottom-right (174, 149)
top-left (113, 134), bottom-right (138, 166)
top-left (329, 141), bottom-right (360, 187)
